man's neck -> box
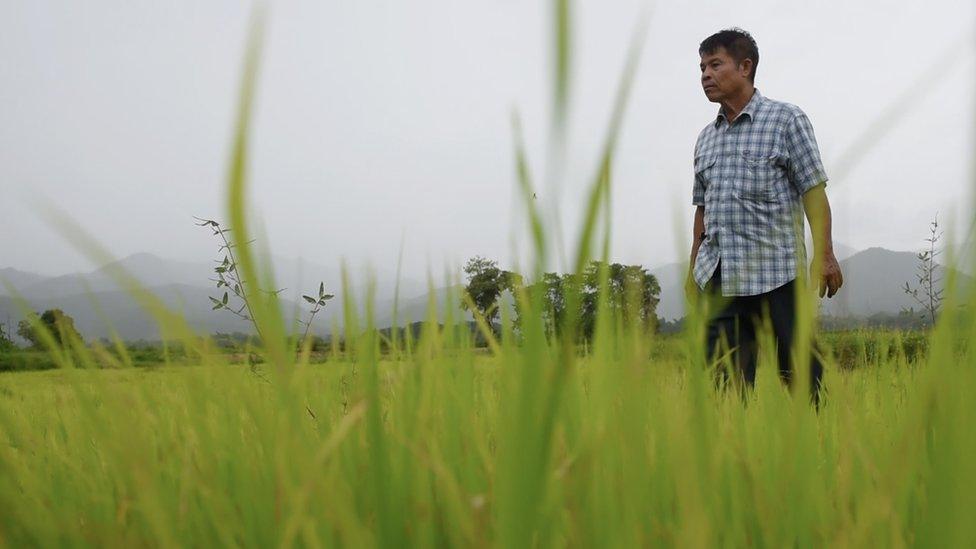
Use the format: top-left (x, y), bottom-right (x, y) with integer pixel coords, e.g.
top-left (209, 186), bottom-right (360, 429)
top-left (720, 86), bottom-right (756, 123)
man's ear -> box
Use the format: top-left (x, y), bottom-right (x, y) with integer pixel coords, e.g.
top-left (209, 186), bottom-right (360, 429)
top-left (738, 58), bottom-right (754, 79)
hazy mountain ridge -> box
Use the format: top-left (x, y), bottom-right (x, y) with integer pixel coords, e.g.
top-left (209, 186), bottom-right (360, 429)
top-left (0, 253), bottom-right (428, 341)
top-left (654, 246), bottom-right (970, 321)
top-left (0, 268), bottom-right (47, 295)
top-left (0, 284), bottom-right (332, 342)
top-left (3, 253), bottom-right (425, 301)
top-left (1, 246), bottom-right (970, 342)
top-left (819, 247), bottom-right (970, 317)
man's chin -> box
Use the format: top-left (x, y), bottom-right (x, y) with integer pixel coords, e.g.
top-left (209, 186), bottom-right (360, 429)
top-left (703, 89), bottom-right (721, 102)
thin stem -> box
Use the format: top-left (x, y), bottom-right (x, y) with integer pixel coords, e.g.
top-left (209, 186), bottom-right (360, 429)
top-left (215, 224), bottom-right (264, 342)
top-left (299, 306), bottom-right (321, 350)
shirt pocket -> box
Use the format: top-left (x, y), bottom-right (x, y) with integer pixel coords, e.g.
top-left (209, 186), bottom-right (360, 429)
top-left (694, 154), bottom-right (717, 186)
top-left (737, 149), bottom-right (784, 201)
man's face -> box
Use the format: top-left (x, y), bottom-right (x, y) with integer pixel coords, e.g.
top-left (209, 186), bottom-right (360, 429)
top-left (699, 47), bottom-right (751, 102)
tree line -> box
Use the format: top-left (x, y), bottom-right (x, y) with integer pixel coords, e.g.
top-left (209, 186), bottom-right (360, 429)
top-left (460, 256), bottom-right (662, 342)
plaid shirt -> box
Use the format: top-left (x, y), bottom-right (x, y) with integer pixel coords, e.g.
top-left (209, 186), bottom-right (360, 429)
top-left (692, 89), bottom-right (828, 296)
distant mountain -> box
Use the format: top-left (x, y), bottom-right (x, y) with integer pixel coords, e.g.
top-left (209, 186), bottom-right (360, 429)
top-left (653, 245), bottom-right (969, 321)
top-left (0, 252), bottom-right (424, 342)
top-left (372, 285), bottom-right (475, 329)
top-left (10, 253), bottom-right (425, 302)
top-left (4, 245), bottom-right (968, 342)
top-left (824, 241), bottom-right (858, 262)
top-left (0, 281), bottom-right (466, 343)
top-left (0, 268), bottom-right (49, 296)
top-left (819, 247), bottom-right (970, 317)
top-left (0, 284), bottom-right (334, 342)
top-left (267, 255), bottom-right (426, 306)
top-left (16, 254), bottom-right (213, 299)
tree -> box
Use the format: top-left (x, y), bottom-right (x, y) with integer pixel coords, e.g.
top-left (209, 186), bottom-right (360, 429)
top-left (16, 309), bottom-right (84, 349)
top-left (526, 272), bottom-right (568, 338)
top-left (579, 261), bottom-right (661, 339)
top-left (461, 256), bottom-right (516, 327)
top-left (513, 261), bottom-right (661, 342)
top-left (0, 323), bottom-right (14, 352)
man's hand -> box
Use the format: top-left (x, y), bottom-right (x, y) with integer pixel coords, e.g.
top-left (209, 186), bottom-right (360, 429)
top-left (815, 250), bottom-right (843, 298)
top-left (801, 184), bottom-right (842, 298)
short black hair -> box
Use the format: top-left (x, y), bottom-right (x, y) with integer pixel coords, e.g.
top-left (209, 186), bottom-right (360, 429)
top-left (699, 28), bottom-right (759, 82)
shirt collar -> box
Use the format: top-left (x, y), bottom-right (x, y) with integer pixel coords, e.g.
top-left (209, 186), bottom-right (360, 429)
top-left (715, 88), bottom-right (764, 127)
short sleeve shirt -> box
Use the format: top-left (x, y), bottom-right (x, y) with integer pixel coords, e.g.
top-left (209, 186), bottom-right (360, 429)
top-left (692, 89), bottom-right (828, 296)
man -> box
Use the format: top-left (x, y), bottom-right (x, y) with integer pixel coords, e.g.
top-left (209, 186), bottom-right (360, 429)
top-left (687, 28), bottom-right (843, 403)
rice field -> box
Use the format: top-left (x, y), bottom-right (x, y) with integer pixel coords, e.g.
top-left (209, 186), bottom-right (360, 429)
top-left (0, 321), bottom-right (974, 547)
top-left (2, 4), bottom-right (976, 547)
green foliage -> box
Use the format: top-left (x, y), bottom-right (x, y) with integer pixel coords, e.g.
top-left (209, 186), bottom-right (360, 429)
top-left (0, 318), bottom-right (973, 546)
top-left (461, 256), bottom-right (662, 342)
top-left (461, 256), bottom-right (517, 327)
top-left (210, 331), bottom-right (257, 351)
top-left (0, 324), bottom-right (14, 352)
top-left (14, 321), bottom-right (30, 346)
top-left (0, 351), bottom-right (58, 372)
top-left (195, 217), bottom-right (333, 348)
top-left (513, 260), bottom-right (661, 341)
top-left (16, 309), bottom-right (83, 350)
top-left (822, 309), bottom-right (931, 331)
top-left (822, 329), bottom-right (929, 369)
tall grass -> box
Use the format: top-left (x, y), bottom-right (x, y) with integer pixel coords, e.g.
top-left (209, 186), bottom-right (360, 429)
top-left (1, 4), bottom-right (976, 548)
top-left (2, 320), bottom-right (974, 546)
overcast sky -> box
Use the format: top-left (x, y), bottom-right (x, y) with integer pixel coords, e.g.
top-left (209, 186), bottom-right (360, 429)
top-left (2, 0), bottom-right (974, 281)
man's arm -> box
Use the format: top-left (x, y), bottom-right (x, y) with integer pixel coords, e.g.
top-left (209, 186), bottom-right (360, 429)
top-left (802, 183), bottom-right (843, 298)
top-left (686, 205), bottom-right (705, 297)
top-left (785, 111), bottom-right (842, 298)
top-left (690, 205), bottom-right (705, 268)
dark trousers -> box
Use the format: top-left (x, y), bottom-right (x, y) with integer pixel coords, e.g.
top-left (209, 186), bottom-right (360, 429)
top-left (703, 263), bottom-right (823, 406)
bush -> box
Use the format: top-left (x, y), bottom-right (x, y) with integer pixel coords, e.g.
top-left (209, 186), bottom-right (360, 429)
top-left (823, 330), bottom-right (929, 369)
top-left (17, 309), bottom-right (84, 350)
top-left (0, 351), bottom-right (59, 372)
top-left (0, 325), bottom-right (15, 352)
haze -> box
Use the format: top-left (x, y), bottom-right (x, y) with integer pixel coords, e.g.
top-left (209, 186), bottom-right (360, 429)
top-left (1, 0), bottom-right (974, 282)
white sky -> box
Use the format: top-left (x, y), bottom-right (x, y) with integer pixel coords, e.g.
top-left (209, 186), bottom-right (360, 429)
top-left (1, 0), bottom-right (974, 280)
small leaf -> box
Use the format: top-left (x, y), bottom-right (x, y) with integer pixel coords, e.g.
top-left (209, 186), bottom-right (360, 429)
top-left (209, 296), bottom-right (220, 304)
top-left (222, 292), bottom-right (229, 305)
top-left (215, 266), bottom-right (227, 274)
top-left (322, 294), bottom-right (334, 300)
top-left (212, 302), bottom-right (223, 310)
top-left (234, 284), bottom-right (240, 294)
top-left (319, 282), bottom-right (325, 297)
top-left (302, 295), bottom-right (317, 304)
